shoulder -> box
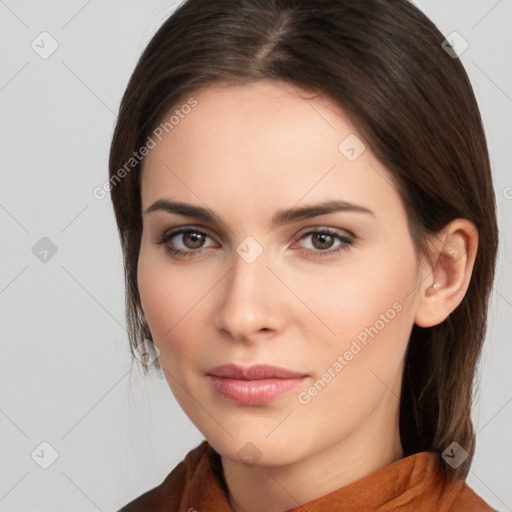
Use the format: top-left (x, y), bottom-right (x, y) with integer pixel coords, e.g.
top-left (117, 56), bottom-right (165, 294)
top-left (434, 466), bottom-right (497, 512)
top-left (445, 481), bottom-right (497, 512)
top-left (116, 440), bottom-right (210, 512)
top-left (391, 451), bottom-right (497, 512)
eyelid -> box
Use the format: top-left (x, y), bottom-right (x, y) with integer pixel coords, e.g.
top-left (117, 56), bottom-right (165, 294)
top-left (291, 227), bottom-right (354, 253)
top-left (157, 224), bottom-right (353, 246)
top-left (155, 224), bottom-right (355, 261)
top-left (159, 225), bottom-right (219, 247)
top-left (294, 224), bottom-right (355, 240)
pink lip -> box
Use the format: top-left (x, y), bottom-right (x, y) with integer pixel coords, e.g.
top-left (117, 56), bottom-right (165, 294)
top-left (207, 363), bottom-right (306, 380)
top-left (206, 364), bottom-right (308, 405)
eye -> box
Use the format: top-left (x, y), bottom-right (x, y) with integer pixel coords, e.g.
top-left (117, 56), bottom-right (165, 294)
top-left (153, 227), bottom-right (217, 258)
top-left (293, 228), bottom-right (354, 258)
top-left (153, 226), bottom-right (354, 259)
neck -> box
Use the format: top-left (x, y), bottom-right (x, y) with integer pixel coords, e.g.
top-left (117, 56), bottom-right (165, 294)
top-left (220, 391), bottom-right (403, 512)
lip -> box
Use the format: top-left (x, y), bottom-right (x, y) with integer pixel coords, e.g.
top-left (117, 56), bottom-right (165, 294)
top-left (207, 363), bottom-right (307, 380)
top-left (206, 364), bottom-right (308, 406)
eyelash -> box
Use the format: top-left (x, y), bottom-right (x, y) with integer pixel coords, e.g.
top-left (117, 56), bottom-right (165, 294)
top-left (153, 226), bottom-right (354, 259)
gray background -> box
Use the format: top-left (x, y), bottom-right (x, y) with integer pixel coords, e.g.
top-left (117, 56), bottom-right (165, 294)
top-left (0, 1), bottom-right (511, 510)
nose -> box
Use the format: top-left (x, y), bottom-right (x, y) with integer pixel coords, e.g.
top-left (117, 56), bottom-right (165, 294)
top-left (215, 243), bottom-right (287, 343)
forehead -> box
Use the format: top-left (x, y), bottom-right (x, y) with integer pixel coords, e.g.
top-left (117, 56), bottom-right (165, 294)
top-left (142, 80), bottom-right (351, 171)
top-left (140, 80), bottom-right (402, 222)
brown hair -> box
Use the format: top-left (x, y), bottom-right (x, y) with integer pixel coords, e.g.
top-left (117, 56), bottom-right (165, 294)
top-left (108, 0), bottom-right (498, 481)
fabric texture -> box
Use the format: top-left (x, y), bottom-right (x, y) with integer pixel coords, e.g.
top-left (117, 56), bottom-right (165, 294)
top-left (117, 440), bottom-right (496, 512)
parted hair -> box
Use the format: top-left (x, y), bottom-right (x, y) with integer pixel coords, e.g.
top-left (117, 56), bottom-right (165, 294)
top-left (109, 0), bottom-right (498, 481)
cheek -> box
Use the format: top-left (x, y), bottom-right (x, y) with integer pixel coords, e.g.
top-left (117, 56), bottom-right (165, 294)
top-left (137, 246), bottom-right (218, 361)
top-left (309, 244), bottom-right (417, 340)
top-left (137, 248), bottom-right (186, 345)
top-left (295, 262), bottom-right (415, 428)
top-left (302, 239), bottom-right (419, 395)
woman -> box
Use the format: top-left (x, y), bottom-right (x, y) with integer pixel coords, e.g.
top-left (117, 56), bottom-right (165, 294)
top-left (110, 0), bottom-right (499, 510)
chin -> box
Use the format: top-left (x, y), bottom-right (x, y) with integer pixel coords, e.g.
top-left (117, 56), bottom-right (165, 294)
top-left (205, 430), bottom-right (301, 468)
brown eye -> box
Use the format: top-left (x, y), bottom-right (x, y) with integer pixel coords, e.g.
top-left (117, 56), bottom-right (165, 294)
top-left (154, 227), bottom-right (216, 258)
top-left (182, 231), bottom-right (206, 249)
top-left (296, 228), bottom-right (354, 258)
top-left (311, 232), bottom-right (335, 250)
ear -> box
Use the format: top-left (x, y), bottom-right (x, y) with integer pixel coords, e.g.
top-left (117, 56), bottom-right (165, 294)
top-left (414, 219), bottom-right (478, 328)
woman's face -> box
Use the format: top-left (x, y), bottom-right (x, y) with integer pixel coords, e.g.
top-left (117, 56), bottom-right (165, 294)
top-left (138, 80), bottom-right (426, 466)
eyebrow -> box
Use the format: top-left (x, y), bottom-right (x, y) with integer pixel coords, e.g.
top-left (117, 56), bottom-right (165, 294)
top-left (143, 199), bottom-right (375, 227)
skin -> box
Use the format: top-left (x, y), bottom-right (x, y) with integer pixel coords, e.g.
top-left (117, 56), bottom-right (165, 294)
top-left (137, 80), bottom-right (478, 512)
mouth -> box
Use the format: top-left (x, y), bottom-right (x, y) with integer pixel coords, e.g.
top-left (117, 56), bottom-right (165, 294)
top-left (206, 363), bottom-right (309, 406)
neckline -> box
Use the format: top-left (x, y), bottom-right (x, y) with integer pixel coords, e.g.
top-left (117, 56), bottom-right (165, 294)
top-left (202, 442), bottom-right (447, 511)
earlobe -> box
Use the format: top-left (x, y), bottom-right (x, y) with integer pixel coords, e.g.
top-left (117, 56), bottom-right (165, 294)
top-left (414, 219), bottom-right (478, 328)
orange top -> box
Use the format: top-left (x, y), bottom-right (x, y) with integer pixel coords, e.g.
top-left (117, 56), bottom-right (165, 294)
top-left (117, 440), bottom-right (495, 511)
